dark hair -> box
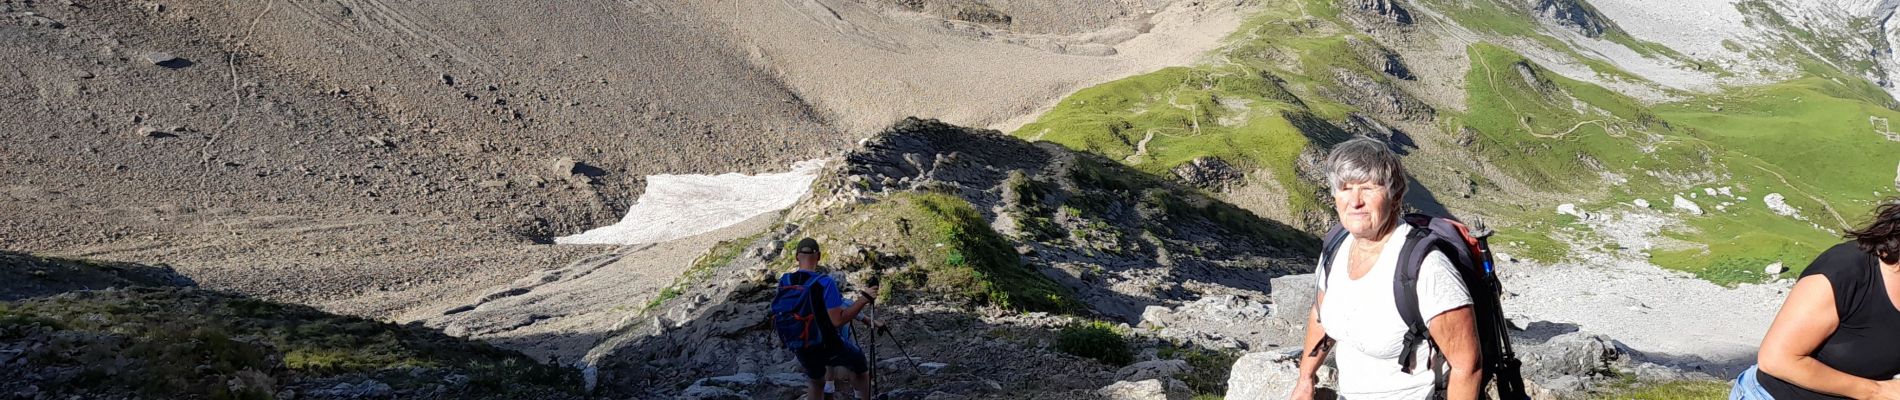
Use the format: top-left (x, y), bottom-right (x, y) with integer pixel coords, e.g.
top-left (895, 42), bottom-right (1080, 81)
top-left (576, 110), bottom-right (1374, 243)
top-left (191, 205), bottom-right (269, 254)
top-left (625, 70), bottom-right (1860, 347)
top-left (1845, 197), bottom-right (1900, 264)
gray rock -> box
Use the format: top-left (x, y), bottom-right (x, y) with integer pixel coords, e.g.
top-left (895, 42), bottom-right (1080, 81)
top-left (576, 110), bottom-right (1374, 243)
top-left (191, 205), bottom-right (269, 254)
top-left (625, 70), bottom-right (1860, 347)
top-left (1354, 0), bottom-right (1413, 24)
top-left (1116, 359), bottom-right (1191, 382)
top-left (921, 392), bottom-right (970, 400)
top-left (1171, 156), bottom-right (1243, 190)
top-left (1534, 0), bottom-right (1613, 38)
top-left (144, 52), bottom-right (178, 65)
top-left (1517, 331), bottom-right (1621, 388)
top-left (1225, 349), bottom-right (1303, 400)
top-left (917, 362), bottom-right (949, 375)
top-left (1892, 160), bottom-right (1899, 190)
top-left (136, 126), bottom-right (174, 138)
top-left (763, 372), bottom-right (807, 387)
top-left (702, 372), bottom-right (760, 387)
top-left (357, 380), bottom-right (392, 398)
top-left (1097, 379), bottom-right (1191, 400)
top-left (678, 384), bottom-right (749, 400)
top-left (1765, 262), bottom-right (1786, 275)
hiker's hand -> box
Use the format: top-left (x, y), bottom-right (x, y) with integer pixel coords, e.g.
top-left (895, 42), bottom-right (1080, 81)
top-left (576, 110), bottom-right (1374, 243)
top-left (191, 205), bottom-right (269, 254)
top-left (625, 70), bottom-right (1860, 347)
top-left (1872, 379), bottom-right (1900, 400)
top-left (1289, 378), bottom-right (1315, 400)
top-left (859, 286), bottom-right (879, 299)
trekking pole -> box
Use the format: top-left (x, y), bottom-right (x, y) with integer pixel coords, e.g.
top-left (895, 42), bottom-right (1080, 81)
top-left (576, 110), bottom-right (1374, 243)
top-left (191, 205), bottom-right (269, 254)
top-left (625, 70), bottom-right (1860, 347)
top-left (866, 274), bottom-right (881, 400)
top-left (879, 326), bottom-right (927, 377)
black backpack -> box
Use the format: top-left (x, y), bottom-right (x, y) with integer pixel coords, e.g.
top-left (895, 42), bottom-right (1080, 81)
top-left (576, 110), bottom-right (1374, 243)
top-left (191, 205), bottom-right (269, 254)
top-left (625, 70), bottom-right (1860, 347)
top-left (1314, 214), bottom-right (1528, 399)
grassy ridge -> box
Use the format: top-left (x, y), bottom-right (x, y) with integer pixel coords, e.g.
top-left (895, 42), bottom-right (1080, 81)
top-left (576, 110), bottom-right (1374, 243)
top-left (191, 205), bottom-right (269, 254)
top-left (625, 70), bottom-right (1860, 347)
top-left (795, 192), bottom-right (1077, 313)
top-left (1010, 0), bottom-right (1364, 223)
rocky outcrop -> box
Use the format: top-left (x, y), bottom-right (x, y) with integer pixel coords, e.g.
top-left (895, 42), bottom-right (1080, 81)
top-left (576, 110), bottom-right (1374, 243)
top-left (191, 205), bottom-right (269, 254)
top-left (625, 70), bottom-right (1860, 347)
top-left (1534, 0), bottom-right (1616, 38)
top-left (1171, 156), bottom-right (1244, 191)
top-left (1347, 37), bottom-right (1415, 80)
top-left (1097, 379), bottom-right (1193, 400)
top-left (1354, 0), bottom-right (1414, 25)
top-left (1224, 349), bottom-right (1308, 400)
top-left (1326, 70), bottom-right (1435, 121)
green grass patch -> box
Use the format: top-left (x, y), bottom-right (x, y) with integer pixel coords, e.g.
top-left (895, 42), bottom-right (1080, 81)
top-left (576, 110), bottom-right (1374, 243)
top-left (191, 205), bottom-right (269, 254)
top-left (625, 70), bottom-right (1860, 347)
top-left (1055, 320), bottom-right (1133, 366)
top-left (794, 192), bottom-right (1078, 313)
top-left (1157, 341), bottom-right (1242, 396)
top-left (644, 232), bottom-right (765, 312)
top-left (1593, 379), bottom-right (1731, 399)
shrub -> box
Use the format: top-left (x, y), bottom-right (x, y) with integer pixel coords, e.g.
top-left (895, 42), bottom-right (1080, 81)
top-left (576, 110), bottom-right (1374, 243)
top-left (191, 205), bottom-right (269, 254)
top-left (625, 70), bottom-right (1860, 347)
top-left (1056, 321), bottom-right (1133, 366)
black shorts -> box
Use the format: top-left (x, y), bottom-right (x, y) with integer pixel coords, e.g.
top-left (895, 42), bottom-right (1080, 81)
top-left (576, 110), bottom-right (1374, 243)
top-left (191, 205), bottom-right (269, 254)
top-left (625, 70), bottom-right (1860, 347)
top-left (794, 345), bottom-right (868, 381)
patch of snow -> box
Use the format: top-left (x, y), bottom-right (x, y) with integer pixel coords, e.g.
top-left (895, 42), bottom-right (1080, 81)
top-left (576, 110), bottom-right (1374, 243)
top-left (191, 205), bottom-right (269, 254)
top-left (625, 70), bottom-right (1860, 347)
top-left (555, 159), bottom-right (828, 245)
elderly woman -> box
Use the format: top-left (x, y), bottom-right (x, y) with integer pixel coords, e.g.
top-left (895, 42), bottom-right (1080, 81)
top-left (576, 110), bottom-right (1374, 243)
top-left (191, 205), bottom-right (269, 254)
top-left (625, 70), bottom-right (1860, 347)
top-left (1733, 199), bottom-right (1900, 399)
top-left (1292, 137), bottom-right (1482, 400)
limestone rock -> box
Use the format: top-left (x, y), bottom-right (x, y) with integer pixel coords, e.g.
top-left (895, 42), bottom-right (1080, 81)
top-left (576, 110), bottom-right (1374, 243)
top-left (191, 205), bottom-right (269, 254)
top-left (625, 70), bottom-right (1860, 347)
top-left (1096, 379), bottom-right (1191, 400)
top-left (1225, 349), bottom-right (1303, 400)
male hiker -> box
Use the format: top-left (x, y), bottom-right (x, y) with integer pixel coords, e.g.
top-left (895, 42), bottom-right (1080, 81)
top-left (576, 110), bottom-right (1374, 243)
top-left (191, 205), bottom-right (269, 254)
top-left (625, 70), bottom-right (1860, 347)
top-left (771, 238), bottom-right (880, 400)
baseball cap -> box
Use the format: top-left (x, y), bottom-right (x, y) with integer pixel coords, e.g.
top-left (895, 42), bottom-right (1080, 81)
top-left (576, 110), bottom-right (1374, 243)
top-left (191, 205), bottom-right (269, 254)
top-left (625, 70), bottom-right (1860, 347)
top-left (795, 238), bottom-right (820, 255)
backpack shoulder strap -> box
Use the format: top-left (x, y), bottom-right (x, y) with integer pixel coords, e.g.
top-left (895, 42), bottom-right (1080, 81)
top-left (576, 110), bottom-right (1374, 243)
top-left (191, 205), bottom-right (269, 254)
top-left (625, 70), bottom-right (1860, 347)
top-left (1316, 225), bottom-right (1350, 291)
top-left (1393, 219), bottom-right (1439, 374)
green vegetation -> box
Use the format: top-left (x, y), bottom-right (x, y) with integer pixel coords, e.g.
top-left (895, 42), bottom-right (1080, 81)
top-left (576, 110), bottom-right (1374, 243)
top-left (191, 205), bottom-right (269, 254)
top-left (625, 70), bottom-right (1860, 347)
top-left (0, 287), bottom-right (579, 399)
top-left (1452, 43), bottom-right (1900, 283)
top-left (1593, 379), bottom-right (1731, 399)
top-left (1644, 77), bottom-right (1900, 282)
top-left (1157, 341), bottom-right (1242, 396)
top-left (796, 192), bottom-right (1077, 313)
top-left (1055, 320), bottom-right (1133, 366)
top-left (1008, 0), bottom-right (1900, 284)
top-left (1011, 0), bottom-right (1363, 223)
top-left (644, 232), bottom-right (765, 312)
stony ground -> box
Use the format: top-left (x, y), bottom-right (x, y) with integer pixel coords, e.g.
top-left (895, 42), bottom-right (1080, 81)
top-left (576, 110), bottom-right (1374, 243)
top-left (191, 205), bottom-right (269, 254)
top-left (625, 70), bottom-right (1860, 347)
top-left (0, 0), bottom-right (1247, 322)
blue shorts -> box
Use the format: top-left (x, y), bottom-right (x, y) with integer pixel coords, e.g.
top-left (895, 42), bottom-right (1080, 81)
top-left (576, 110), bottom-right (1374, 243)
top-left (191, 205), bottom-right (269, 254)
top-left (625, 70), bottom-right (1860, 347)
top-left (795, 344), bottom-right (868, 381)
top-left (1730, 365), bottom-right (1774, 400)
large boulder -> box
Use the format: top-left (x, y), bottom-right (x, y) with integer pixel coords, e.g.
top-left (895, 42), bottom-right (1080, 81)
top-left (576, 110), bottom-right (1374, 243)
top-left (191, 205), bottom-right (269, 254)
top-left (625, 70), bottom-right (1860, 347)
top-left (1225, 349), bottom-right (1304, 400)
top-left (1096, 379), bottom-right (1192, 400)
top-left (1514, 327), bottom-right (1625, 396)
top-left (1116, 359), bottom-right (1192, 382)
top-left (1139, 295), bottom-right (1280, 350)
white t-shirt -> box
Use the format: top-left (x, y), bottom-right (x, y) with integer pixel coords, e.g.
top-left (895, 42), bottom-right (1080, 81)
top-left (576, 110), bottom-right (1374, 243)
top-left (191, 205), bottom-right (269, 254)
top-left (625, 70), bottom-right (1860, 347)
top-left (1316, 223), bottom-right (1472, 400)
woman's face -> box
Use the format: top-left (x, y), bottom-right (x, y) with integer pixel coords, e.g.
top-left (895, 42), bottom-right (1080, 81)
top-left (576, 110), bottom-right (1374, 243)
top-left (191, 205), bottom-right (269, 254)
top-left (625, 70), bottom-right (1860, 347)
top-left (1334, 180), bottom-right (1393, 239)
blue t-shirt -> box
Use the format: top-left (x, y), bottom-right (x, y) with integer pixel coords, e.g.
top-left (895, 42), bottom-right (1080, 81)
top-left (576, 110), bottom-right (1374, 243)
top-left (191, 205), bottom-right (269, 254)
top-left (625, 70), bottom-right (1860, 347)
top-left (784, 271), bottom-right (860, 350)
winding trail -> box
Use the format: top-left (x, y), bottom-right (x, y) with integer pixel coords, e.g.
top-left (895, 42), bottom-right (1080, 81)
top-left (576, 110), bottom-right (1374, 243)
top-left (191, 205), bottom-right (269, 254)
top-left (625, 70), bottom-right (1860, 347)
top-left (1751, 165), bottom-right (1850, 229)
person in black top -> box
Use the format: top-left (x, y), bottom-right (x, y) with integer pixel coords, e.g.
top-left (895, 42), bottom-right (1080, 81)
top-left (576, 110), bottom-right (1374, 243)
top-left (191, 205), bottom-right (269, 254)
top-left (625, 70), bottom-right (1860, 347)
top-left (1735, 198), bottom-right (1900, 400)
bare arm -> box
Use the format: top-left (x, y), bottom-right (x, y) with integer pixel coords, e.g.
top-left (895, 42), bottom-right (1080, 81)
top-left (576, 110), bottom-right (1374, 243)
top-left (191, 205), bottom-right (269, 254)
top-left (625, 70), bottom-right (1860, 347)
top-left (1429, 305), bottom-right (1481, 400)
top-left (1757, 276), bottom-right (1900, 400)
top-left (827, 286), bottom-right (876, 328)
top-left (1292, 291), bottom-right (1328, 400)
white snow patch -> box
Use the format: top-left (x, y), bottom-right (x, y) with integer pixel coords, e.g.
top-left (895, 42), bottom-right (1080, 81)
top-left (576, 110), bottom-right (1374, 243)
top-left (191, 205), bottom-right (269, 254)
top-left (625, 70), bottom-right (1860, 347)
top-left (555, 159), bottom-right (828, 245)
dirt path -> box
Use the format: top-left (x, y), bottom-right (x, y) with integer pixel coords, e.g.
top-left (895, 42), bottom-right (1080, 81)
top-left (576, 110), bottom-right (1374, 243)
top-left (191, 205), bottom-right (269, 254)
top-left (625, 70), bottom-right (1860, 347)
top-left (1752, 165), bottom-right (1851, 229)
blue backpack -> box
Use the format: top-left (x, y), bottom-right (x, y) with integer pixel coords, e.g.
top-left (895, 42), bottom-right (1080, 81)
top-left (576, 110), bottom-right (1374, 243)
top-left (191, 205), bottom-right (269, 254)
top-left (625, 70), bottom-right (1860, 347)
top-left (771, 272), bottom-right (834, 351)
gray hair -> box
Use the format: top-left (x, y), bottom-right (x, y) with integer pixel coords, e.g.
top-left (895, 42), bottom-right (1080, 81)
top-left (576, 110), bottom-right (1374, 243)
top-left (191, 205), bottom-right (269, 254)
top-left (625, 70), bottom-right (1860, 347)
top-left (1323, 137), bottom-right (1408, 203)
